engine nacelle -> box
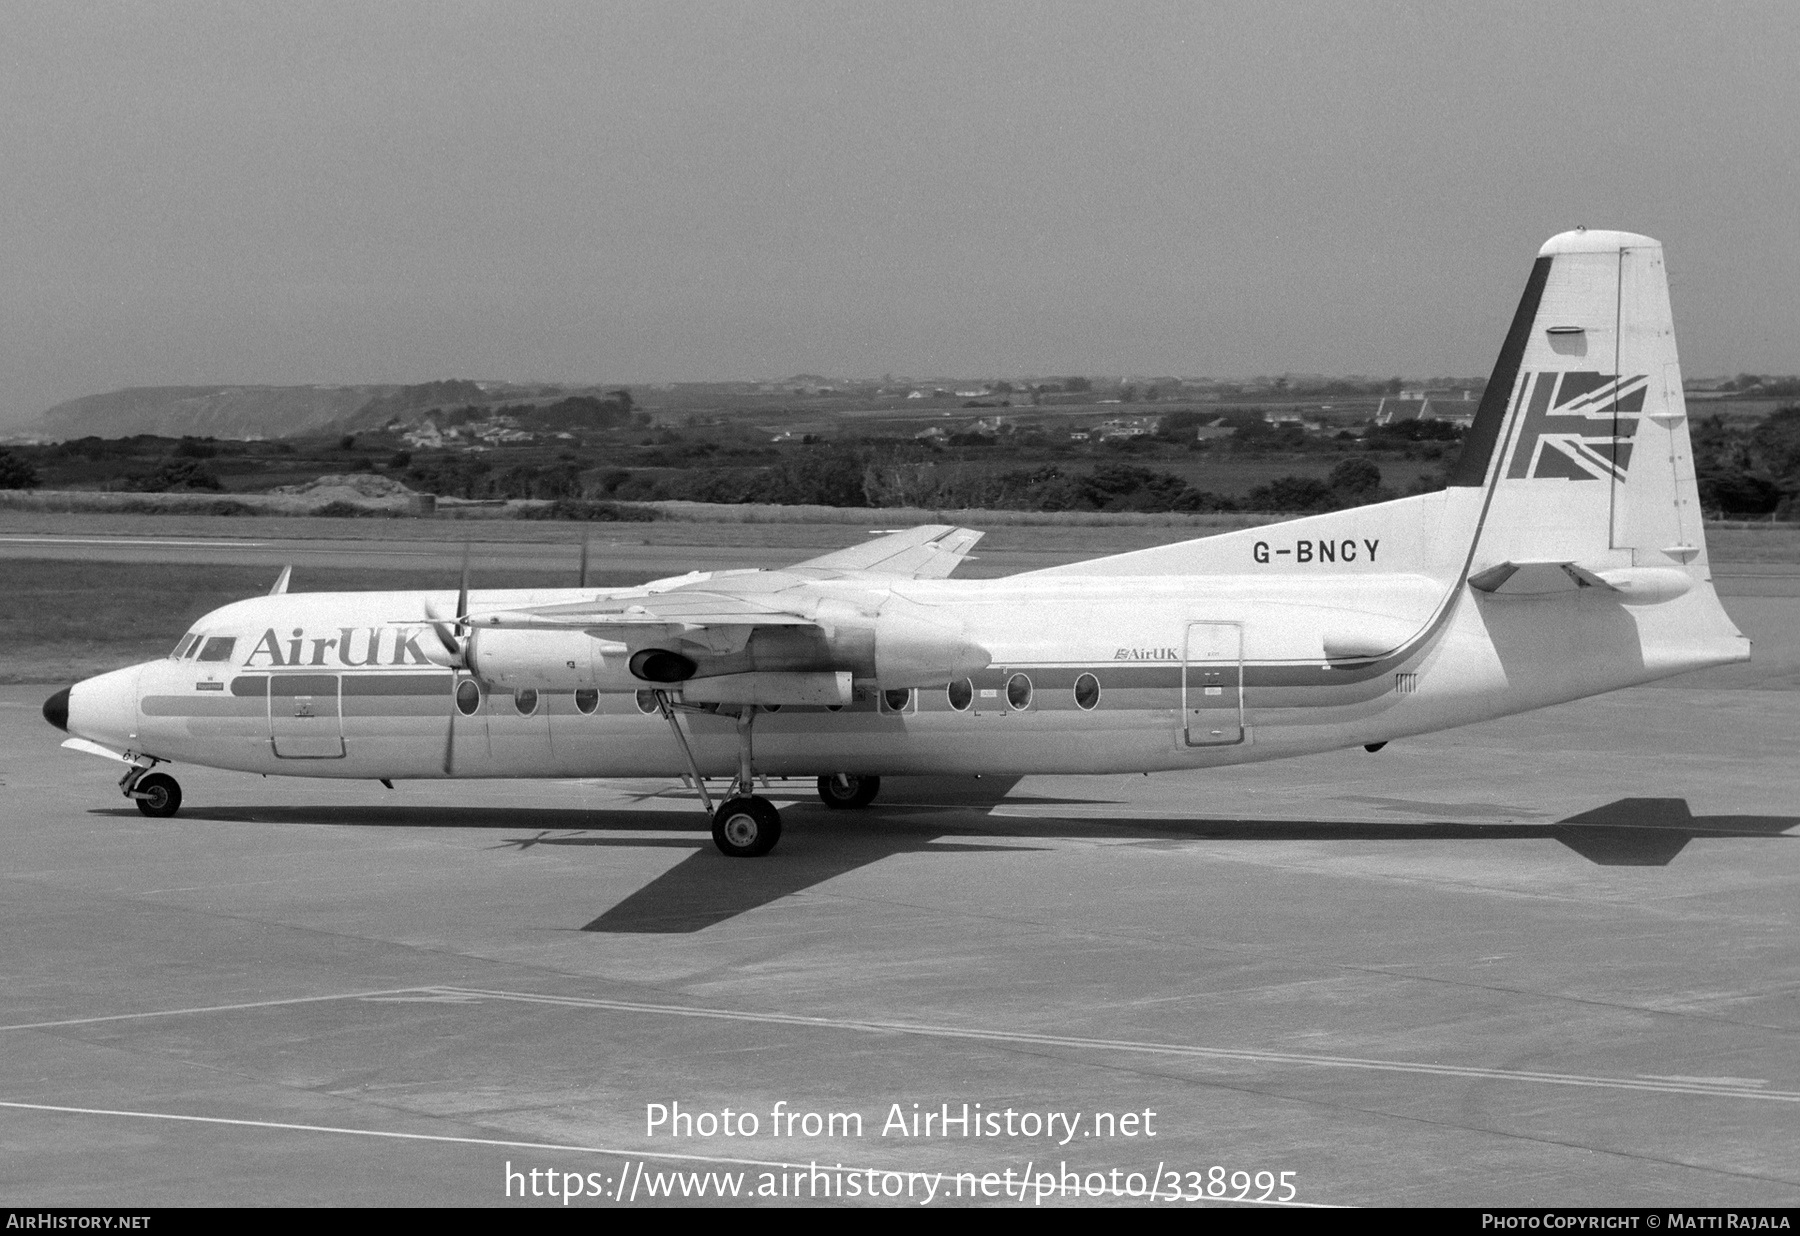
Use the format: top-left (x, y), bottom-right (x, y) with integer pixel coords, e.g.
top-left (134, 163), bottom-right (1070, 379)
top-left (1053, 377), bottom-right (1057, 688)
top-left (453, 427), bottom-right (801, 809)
top-left (468, 628), bottom-right (640, 691)
top-left (465, 594), bottom-right (990, 694)
top-left (871, 602), bottom-right (991, 688)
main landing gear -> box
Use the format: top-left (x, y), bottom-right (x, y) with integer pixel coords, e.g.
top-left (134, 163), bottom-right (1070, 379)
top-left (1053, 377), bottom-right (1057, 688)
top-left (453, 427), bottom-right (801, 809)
top-left (816, 773), bottom-right (880, 809)
top-left (652, 692), bottom-right (784, 858)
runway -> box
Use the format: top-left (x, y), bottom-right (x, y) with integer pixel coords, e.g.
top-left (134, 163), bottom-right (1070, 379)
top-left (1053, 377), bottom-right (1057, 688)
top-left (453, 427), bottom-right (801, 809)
top-left (3, 678), bottom-right (1797, 1207)
top-left (0, 514), bottom-right (1171, 579)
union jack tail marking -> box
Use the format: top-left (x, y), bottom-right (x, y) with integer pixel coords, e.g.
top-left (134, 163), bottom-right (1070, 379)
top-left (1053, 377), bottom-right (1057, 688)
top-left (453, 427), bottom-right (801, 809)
top-left (1504, 370), bottom-right (1649, 482)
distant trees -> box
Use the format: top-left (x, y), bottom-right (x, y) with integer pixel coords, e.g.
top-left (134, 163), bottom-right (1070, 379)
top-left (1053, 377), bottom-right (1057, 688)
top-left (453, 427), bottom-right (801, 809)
top-left (1695, 405), bottom-right (1800, 517)
top-left (1245, 460), bottom-right (1386, 513)
top-left (134, 459), bottom-right (222, 492)
top-left (1369, 419), bottom-right (1463, 443)
top-left (0, 449), bottom-right (41, 489)
top-left (1327, 456), bottom-right (1382, 500)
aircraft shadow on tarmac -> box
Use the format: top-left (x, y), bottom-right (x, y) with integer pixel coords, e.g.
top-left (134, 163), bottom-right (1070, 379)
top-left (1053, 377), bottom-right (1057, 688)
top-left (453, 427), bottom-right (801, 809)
top-left (150, 783), bottom-right (1799, 933)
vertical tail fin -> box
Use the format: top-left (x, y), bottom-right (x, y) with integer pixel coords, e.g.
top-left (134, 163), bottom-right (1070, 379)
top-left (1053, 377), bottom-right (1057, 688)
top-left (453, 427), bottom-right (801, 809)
top-left (1453, 229), bottom-right (1704, 571)
top-left (1453, 230), bottom-right (1746, 683)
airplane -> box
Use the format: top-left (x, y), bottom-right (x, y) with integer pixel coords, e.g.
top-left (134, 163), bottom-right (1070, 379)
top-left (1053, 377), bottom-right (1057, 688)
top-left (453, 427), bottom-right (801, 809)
top-left (41, 229), bottom-right (1749, 858)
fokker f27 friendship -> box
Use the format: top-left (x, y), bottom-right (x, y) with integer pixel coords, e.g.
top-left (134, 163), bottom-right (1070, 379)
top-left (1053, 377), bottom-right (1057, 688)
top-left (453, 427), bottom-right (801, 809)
top-left (42, 230), bottom-right (1748, 857)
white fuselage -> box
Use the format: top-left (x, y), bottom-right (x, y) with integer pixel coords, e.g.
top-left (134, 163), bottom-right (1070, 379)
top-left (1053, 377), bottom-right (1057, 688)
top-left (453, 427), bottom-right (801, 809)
top-left (63, 558), bottom-right (1743, 784)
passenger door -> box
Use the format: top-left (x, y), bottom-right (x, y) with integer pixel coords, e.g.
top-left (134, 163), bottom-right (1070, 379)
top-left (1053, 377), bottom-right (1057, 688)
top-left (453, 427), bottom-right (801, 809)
top-left (269, 673), bottom-right (346, 759)
top-left (1182, 622), bottom-right (1245, 746)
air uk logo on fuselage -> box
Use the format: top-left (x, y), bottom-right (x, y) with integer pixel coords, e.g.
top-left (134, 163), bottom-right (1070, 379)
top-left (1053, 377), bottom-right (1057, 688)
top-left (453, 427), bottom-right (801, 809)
top-left (1505, 370), bottom-right (1648, 482)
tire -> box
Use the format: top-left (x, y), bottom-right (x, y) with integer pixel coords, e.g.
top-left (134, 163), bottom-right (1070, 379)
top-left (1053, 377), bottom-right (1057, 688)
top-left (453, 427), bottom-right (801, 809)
top-left (816, 773), bottom-right (881, 810)
top-left (712, 796), bottom-right (782, 858)
top-left (135, 773), bottom-right (182, 818)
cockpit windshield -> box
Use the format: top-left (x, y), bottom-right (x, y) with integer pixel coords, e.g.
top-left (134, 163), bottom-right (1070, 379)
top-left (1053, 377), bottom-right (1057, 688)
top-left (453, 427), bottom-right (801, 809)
top-left (195, 636), bottom-right (237, 662)
top-left (171, 633), bottom-right (198, 659)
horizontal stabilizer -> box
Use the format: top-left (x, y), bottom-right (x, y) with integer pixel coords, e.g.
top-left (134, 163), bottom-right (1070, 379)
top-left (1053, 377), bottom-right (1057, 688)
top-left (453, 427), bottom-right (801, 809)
top-left (1468, 560), bottom-right (1698, 605)
top-left (1468, 560), bottom-right (1613, 595)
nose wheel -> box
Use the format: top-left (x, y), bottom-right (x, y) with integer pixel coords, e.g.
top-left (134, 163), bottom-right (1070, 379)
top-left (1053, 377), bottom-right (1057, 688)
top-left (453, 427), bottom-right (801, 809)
top-left (131, 772), bottom-right (182, 818)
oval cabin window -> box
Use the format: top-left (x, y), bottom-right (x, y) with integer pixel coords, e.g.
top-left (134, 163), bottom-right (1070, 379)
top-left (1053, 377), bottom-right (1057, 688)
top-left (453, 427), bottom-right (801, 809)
top-left (1074, 673), bottom-right (1100, 711)
top-left (574, 688), bottom-right (599, 715)
top-left (514, 688), bottom-right (539, 716)
top-left (455, 680), bottom-right (481, 716)
top-left (946, 678), bottom-right (973, 711)
top-left (1006, 673), bottom-right (1033, 710)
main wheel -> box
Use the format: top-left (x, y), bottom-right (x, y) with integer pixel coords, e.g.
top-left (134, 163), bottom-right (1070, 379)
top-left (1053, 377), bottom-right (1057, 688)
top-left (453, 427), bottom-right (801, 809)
top-left (134, 773), bottom-right (182, 818)
top-left (816, 773), bottom-right (881, 809)
top-left (711, 796), bottom-right (782, 858)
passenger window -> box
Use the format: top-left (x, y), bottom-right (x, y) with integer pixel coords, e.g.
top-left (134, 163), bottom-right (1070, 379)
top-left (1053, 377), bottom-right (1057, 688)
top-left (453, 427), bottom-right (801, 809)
top-left (882, 688), bottom-right (913, 713)
top-left (1006, 673), bottom-right (1033, 710)
top-left (574, 688), bottom-right (599, 715)
top-left (514, 688), bottom-right (539, 716)
top-left (455, 680), bottom-right (482, 716)
top-left (947, 678), bottom-right (973, 711)
top-left (1074, 673), bottom-right (1101, 711)
top-left (196, 636), bottom-right (237, 662)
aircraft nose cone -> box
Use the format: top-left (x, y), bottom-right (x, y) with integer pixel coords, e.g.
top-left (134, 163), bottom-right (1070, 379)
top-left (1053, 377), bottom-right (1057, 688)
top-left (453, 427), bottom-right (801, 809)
top-left (42, 686), bottom-right (71, 732)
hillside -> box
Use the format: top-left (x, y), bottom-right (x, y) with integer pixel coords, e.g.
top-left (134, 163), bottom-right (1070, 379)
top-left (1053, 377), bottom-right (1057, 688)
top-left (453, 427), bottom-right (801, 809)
top-left (26, 385), bottom-right (404, 440)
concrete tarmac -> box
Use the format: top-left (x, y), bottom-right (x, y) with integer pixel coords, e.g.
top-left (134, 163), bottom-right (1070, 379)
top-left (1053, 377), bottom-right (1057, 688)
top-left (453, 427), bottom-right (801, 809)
top-left (3, 675), bottom-right (1797, 1207)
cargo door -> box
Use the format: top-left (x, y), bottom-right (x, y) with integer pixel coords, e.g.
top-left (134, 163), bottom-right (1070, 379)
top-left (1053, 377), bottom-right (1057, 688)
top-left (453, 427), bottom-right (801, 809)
top-left (269, 673), bottom-right (345, 758)
top-left (1183, 622), bottom-right (1245, 746)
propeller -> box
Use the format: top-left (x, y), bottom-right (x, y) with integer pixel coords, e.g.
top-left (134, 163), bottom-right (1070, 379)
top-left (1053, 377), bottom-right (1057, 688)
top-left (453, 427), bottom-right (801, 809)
top-left (421, 544), bottom-right (474, 670)
top-left (421, 545), bottom-right (474, 775)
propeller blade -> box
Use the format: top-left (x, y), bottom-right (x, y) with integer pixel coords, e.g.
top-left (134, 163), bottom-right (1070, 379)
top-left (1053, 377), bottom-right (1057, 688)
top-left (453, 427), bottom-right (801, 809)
top-left (578, 538), bottom-right (590, 589)
top-left (443, 679), bottom-right (457, 775)
top-left (456, 544), bottom-right (471, 623)
top-left (421, 601), bottom-right (464, 664)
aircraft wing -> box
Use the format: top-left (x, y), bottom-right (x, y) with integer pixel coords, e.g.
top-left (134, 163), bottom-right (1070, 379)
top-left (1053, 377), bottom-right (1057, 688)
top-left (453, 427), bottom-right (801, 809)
top-left (463, 524), bottom-right (985, 642)
top-left (789, 524), bottom-right (984, 579)
top-left (467, 589), bottom-right (819, 632)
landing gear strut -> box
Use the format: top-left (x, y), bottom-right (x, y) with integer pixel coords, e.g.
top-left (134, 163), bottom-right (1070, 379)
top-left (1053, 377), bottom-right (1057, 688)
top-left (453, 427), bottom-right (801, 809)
top-left (653, 692), bottom-right (783, 858)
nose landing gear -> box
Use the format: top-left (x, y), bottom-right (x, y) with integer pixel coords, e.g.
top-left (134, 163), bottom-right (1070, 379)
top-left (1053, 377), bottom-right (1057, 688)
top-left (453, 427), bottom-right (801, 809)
top-left (126, 769), bottom-right (182, 818)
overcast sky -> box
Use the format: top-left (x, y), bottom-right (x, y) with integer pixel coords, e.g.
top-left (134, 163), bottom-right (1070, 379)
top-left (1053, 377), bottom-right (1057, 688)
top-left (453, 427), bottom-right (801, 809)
top-left (3, 1), bottom-right (1797, 423)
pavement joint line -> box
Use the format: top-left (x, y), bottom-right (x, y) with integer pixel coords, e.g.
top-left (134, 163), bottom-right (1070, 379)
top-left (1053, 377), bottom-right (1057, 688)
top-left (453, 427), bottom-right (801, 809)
top-left (427, 987), bottom-right (1800, 1105)
top-left (0, 986), bottom-right (439, 1032)
top-left (0, 536), bottom-right (268, 547)
top-left (0, 1100), bottom-right (1331, 1206)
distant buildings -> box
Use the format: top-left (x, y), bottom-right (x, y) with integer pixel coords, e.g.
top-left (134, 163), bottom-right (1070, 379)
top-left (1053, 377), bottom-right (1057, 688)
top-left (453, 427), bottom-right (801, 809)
top-left (1373, 392), bottom-right (1475, 428)
top-left (1092, 416), bottom-right (1159, 440)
